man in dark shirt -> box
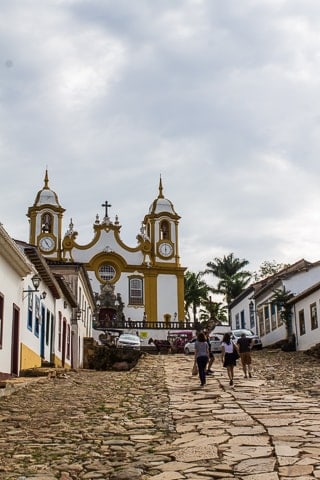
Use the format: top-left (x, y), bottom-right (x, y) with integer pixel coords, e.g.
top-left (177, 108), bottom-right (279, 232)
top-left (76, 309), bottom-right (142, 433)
top-left (237, 333), bottom-right (253, 378)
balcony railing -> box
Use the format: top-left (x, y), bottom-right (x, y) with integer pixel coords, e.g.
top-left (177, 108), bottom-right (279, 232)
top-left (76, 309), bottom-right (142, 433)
top-left (93, 320), bottom-right (194, 331)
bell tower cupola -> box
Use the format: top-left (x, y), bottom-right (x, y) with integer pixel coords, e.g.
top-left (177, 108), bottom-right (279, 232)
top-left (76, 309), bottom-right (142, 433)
top-left (143, 176), bottom-right (181, 264)
top-left (27, 169), bottom-right (65, 258)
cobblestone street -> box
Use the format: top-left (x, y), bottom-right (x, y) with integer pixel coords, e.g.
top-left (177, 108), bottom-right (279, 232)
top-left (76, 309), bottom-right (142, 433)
top-left (1, 349), bottom-right (320, 480)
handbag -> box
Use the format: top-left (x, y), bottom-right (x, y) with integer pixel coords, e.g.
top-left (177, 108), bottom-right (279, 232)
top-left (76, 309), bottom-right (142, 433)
top-left (192, 361), bottom-right (198, 376)
top-left (233, 343), bottom-right (240, 360)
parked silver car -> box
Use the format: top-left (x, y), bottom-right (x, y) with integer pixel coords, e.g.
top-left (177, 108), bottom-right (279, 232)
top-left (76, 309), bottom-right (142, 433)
top-left (184, 336), bottom-right (222, 354)
top-left (231, 329), bottom-right (262, 350)
top-left (117, 333), bottom-right (141, 350)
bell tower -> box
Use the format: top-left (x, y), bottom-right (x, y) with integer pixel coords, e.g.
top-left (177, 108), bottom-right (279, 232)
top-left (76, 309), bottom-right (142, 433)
top-left (27, 170), bottom-right (65, 258)
top-left (142, 177), bottom-right (185, 324)
top-left (144, 176), bottom-right (181, 264)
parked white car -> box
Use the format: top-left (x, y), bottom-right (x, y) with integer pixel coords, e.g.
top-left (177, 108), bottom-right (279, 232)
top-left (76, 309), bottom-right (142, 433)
top-left (117, 333), bottom-right (141, 350)
top-left (231, 329), bottom-right (263, 350)
top-left (184, 336), bottom-right (222, 354)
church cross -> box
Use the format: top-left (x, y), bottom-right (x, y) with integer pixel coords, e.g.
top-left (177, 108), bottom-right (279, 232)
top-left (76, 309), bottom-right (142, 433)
top-left (102, 200), bottom-right (112, 218)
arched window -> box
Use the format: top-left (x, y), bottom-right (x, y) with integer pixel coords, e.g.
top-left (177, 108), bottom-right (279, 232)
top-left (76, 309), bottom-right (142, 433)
top-left (129, 277), bottom-right (143, 305)
top-left (160, 220), bottom-right (170, 240)
top-left (41, 212), bottom-right (53, 233)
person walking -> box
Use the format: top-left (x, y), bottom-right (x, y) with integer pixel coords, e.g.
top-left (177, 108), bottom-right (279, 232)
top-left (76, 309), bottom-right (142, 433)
top-left (221, 332), bottom-right (239, 386)
top-left (194, 331), bottom-right (209, 387)
top-left (204, 331), bottom-right (214, 375)
top-left (237, 332), bottom-right (253, 378)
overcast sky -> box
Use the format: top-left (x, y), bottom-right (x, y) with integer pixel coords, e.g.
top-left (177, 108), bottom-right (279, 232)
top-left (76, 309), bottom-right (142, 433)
top-left (2, 0), bottom-right (320, 278)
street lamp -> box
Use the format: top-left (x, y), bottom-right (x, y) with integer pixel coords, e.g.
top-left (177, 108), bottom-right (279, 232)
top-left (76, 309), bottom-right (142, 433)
top-left (23, 274), bottom-right (41, 299)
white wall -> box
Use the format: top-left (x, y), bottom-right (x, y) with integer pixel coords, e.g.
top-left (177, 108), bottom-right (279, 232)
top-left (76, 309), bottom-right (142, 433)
top-left (0, 256), bottom-right (24, 373)
top-left (285, 266), bottom-right (320, 295)
top-left (293, 290), bottom-right (320, 351)
top-left (157, 274), bottom-right (177, 322)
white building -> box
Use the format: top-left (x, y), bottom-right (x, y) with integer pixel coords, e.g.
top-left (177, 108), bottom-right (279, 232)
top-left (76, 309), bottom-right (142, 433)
top-left (229, 259), bottom-right (320, 351)
top-left (0, 224), bottom-right (32, 375)
top-left (288, 281), bottom-right (320, 351)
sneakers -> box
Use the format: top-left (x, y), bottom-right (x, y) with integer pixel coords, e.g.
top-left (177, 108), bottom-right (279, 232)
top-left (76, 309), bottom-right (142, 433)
top-left (206, 370), bottom-right (213, 375)
top-left (229, 379), bottom-right (233, 386)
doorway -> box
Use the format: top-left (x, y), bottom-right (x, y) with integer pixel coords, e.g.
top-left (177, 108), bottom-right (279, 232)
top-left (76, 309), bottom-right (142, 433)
top-left (11, 305), bottom-right (20, 376)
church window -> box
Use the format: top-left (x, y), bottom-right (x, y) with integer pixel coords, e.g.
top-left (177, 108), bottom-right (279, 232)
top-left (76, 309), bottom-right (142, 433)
top-left (99, 264), bottom-right (116, 282)
top-left (160, 220), bottom-right (170, 240)
top-left (129, 278), bottom-right (143, 305)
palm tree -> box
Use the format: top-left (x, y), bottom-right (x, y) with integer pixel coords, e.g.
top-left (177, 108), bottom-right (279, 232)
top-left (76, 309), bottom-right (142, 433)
top-left (184, 271), bottom-right (210, 326)
top-left (270, 287), bottom-right (294, 338)
top-left (200, 298), bottom-right (228, 329)
top-left (205, 253), bottom-right (252, 304)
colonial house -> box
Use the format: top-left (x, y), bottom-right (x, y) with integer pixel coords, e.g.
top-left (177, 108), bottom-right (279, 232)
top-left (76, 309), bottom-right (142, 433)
top-left (0, 219), bottom-right (95, 376)
top-left (16, 240), bottom-right (95, 371)
top-left (229, 259), bottom-right (320, 351)
top-left (47, 261), bottom-right (95, 368)
top-left (0, 224), bottom-right (32, 375)
top-left (288, 281), bottom-right (320, 351)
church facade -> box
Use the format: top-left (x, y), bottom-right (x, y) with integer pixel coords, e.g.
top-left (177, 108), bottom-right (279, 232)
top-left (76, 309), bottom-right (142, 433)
top-left (27, 171), bottom-right (186, 331)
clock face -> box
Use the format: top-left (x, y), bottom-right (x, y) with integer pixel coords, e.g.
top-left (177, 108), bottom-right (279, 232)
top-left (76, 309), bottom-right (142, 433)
top-left (39, 236), bottom-right (55, 252)
top-left (158, 242), bottom-right (173, 258)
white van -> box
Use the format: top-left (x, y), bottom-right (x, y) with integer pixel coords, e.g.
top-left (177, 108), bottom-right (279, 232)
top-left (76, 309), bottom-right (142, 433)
top-left (210, 326), bottom-right (231, 337)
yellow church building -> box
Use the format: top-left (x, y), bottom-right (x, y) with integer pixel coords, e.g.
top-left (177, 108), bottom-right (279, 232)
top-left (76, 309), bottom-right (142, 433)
top-left (27, 171), bottom-right (186, 333)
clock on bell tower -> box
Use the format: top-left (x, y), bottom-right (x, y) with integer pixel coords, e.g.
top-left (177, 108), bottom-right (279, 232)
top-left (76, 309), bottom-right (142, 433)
top-left (27, 169), bottom-right (65, 259)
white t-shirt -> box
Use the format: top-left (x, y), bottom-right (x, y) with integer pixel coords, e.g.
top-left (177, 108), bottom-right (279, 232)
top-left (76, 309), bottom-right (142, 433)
top-left (221, 341), bottom-right (234, 354)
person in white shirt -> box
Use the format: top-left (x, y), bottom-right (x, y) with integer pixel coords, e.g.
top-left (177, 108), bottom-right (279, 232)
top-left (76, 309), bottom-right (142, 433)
top-left (221, 332), bottom-right (239, 386)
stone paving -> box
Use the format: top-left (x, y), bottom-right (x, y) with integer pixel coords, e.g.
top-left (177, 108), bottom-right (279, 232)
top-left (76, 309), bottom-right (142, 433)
top-left (1, 349), bottom-right (320, 479)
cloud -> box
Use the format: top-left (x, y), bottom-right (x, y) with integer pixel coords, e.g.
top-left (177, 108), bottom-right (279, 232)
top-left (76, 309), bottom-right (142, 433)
top-left (2, 0), bottom-right (320, 279)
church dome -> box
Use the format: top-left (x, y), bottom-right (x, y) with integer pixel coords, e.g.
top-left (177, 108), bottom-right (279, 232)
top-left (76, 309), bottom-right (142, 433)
top-left (148, 178), bottom-right (179, 216)
top-left (33, 170), bottom-right (62, 208)
top-left (149, 196), bottom-right (176, 215)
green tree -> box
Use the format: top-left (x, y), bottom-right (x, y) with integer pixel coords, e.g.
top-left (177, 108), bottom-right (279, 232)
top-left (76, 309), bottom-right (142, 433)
top-left (270, 287), bottom-right (294, 338)
top-left (205, 253), bottom-right (252, 305)
top-left (200, 298), bottom-right (228, 328)
top-left (252, 260), bottom-right (290, 282)
top-left (184, 271), bottom-right (210, 324)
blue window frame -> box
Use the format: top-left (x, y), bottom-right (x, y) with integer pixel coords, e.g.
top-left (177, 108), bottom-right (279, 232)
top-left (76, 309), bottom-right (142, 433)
top-left (27, 291), bottom-right (33, 331)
